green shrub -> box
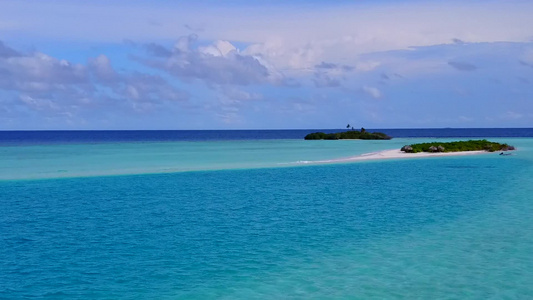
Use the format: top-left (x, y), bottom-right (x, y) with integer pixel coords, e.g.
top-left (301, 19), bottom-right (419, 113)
top-left (401, 139), bottom-right (515, 153)
top-left (304, 130), bottom-right (391, 140)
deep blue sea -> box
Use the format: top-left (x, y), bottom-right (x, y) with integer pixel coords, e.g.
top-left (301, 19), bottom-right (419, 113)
top-left (1, 128), bottom-right (532, 145)
top-left (1, 129), bottom-right (533, 299)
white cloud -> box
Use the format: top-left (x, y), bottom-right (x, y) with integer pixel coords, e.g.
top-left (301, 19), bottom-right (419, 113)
top-left (19, 94), bottom-right (59, 111)
top-left (221, 86), bottom-right (262, 102)
top-left (89, 54), bottom-right (118, 82)
top-left (126, 85), bottom-right (139, 100)
top-left (140, 37), bottom-right (278, 85)
top-left (0, 47), bottom-right (89, 105)
top-left (362, 86), bottom-right (382, 99)
top-left (1, 2), bottom-right (533, 129)
top-left (355, 61), bottom-right (381, 72)
top-left (313, 72), bottom-right (341, 88)
top-left (0, 40), bottom-right (188, 118)
top-left (174, 34), bottom-right (197, 53)
top-left (199, 40), bottom-right (237, 57)
top-left (311, 61), bottom-right (355, 88)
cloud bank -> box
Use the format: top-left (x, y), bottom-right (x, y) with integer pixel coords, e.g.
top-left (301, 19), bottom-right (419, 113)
top-left (0, 1), bottom-right (532, 129)
top-left (0, 41), bottom-right (188, 127)
top-left (139, 35), bottom-right (274, 86)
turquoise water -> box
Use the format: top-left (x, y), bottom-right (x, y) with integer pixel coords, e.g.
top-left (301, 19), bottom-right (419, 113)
top-left (2, 138), bottom-right (533, 298)
top-left (0, 138), bottom-right (519, 180)
top-left (0, 139), bottom-right (406, 180)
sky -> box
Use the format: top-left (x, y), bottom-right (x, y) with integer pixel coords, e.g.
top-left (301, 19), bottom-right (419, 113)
top-left (0, 0), bottom-right (532, 129)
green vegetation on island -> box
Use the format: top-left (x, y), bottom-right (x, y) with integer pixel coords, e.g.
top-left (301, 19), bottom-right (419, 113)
top-left (304, 127), bottom-right (392, 140)
top-left (401, 139), bottom-right (515, 153)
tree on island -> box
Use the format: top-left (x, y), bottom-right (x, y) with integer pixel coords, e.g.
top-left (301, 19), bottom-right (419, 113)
top-left (304, 128), bottom-right (391, 140)
top-left (400, 140), bottom-right (515, 153)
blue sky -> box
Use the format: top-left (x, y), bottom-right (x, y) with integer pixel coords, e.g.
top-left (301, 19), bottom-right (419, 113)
top-left (0, 0), bottom-right (532, 129)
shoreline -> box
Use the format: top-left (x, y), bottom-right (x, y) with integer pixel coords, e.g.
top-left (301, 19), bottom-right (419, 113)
top-left (314, 149), bottom-right (492, 164)
top-left (1, 147), bottom-right (509, 181)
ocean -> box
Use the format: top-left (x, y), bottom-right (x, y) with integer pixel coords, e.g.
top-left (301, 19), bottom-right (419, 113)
top-left (1, 129), bottom-right (533, 299)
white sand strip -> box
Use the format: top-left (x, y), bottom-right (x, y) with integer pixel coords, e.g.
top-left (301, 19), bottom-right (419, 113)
top-left (316, 149), bottom-right (490, 164)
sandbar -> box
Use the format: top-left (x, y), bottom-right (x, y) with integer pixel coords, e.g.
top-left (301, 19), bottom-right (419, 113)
top-left (315, 149), bottom-right (490, 164)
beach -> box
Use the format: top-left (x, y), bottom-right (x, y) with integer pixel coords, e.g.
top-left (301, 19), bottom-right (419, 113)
top-left (315, 149), bottom-right (491, 164)
top-left (351, 149), bottom-right (490, 160)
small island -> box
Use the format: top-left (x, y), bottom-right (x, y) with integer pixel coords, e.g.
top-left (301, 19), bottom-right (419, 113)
top-left (401, 139), bottom-right (515, 153)
top-left (305, 127), bottom-right (392, 140)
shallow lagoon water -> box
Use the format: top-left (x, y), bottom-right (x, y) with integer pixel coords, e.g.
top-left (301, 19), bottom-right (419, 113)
top-left (0, 137), bottom-right (524, 180)
top-left (0, 139), bottom-right (406, 180)
top-left (1, 135), bottom-right (533, 299)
